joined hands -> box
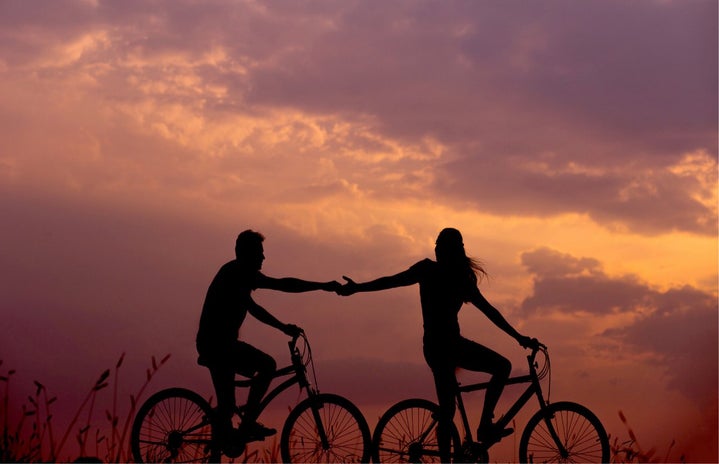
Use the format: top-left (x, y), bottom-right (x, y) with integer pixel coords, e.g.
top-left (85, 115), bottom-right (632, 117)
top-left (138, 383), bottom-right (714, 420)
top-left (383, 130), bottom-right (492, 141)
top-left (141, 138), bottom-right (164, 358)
top-left (336, 276), bottom-right (357, 296)
top-left (322, 277), bottom-right (357, 295)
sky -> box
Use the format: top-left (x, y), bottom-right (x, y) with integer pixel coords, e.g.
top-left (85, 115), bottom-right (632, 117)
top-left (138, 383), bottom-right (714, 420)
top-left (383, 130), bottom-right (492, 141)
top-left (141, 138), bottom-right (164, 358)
top-left (0, 0), bottom-right (717, 461)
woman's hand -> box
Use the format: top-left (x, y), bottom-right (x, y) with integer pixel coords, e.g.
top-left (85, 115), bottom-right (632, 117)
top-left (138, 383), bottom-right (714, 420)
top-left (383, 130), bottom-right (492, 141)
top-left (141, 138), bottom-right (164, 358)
top-left (336, 276), bottom-right (358, 296)
top-left (517, 335), bottom-right (539, 350)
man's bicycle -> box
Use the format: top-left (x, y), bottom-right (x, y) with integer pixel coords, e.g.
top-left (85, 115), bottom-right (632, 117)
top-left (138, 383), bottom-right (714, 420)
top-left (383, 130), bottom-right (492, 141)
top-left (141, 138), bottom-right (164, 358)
top-left (130, 332), bottom-right (371, 463)
top-left (372, 341), bottom-right (609, 463)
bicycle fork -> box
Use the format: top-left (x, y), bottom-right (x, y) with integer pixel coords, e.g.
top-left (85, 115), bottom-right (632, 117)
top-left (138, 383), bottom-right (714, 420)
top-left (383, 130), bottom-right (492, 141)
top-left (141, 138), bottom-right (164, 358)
top-left (532, 388), bottom-right (570, 459)
top-left (308, 395), bottom-right (332, 452)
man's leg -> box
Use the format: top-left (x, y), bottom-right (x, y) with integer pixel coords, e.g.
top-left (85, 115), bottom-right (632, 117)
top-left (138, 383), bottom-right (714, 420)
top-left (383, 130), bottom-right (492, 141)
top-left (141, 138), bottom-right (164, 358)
top-left (233, 342), bottom-right (277, 433)
top-left (208, 363), bottom-right (237, 439)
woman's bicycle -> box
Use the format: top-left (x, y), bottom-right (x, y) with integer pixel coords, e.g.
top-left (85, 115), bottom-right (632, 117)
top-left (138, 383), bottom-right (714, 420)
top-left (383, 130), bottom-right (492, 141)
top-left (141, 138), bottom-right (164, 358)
top-left (372, 341), bottom-right (609, 463)
top-left (130, 331), bottom-right (372, 463)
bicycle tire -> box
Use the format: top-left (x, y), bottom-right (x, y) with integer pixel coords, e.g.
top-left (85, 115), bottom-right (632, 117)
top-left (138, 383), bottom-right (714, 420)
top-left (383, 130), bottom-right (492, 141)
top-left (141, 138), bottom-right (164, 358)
top-left (372, 398), bottom-right (461, 463)
top-left (131, 387), bottom-right (220, 463)
top-left (519, 401), bottom-right (609, 463)
top-left (280, 393), bottom-right (371, 463)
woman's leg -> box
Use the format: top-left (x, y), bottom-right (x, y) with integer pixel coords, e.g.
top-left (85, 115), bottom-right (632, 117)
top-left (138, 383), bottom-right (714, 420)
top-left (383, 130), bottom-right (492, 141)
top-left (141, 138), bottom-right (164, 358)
top-left (430, 365), bottom-right (457, 463)
top-left (424, 341), bottom-right (458, 462)
top-left (455, 338), bottom-right (512, 435)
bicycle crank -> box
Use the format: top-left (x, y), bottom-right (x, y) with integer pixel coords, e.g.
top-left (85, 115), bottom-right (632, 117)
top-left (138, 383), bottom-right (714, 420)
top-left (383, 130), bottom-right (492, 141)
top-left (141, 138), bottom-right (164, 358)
top-left (460, 442), bottom-right (489, 464)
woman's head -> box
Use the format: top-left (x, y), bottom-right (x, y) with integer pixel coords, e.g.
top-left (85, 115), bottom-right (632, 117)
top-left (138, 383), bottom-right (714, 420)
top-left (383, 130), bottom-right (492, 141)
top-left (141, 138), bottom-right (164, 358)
top-left (435, 227), bottom-right (465, 261)
top-left (435, 228), bottom-right (487, 282)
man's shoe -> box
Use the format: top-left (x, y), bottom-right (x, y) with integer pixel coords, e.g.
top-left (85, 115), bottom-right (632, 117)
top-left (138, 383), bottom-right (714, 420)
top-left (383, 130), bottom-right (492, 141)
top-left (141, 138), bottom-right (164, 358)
top-left (239, 421), bottom-right (277, 441)
top-left (217, 427), bottom-right (246, 458)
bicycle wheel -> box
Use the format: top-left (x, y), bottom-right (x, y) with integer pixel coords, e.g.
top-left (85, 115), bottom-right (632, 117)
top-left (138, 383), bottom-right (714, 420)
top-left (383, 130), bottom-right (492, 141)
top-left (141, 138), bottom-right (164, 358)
top-left (131, 387), bottom-right (220, 463)
top-left (519, 401), bottom-right (609, 463)
top-left (280, 393), bottom-right (371, 463)
top-left (372, 398), bottom-right (461, 463)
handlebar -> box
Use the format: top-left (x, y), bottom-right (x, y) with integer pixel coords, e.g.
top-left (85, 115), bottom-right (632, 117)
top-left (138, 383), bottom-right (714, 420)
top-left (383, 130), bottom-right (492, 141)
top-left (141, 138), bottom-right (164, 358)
top-left (287, 329), bottom-right (320, 392)
top-left (526, 339), bottom-right (551, 383)
top-left (288, 329), bottom-right (306, 352)
top-left (528, 338), bottom-right (546, 352)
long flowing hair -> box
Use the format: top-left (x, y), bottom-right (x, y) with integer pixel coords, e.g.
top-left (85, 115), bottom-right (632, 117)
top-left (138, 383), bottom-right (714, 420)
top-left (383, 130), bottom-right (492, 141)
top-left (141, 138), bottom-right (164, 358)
top-left (435, 228), bottom-right (488, 284)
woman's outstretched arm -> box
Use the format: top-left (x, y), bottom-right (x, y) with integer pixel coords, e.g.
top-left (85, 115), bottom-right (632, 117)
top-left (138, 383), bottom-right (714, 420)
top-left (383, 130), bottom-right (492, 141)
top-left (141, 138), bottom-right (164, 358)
top-left (339, 269), bottom-right (417, 295)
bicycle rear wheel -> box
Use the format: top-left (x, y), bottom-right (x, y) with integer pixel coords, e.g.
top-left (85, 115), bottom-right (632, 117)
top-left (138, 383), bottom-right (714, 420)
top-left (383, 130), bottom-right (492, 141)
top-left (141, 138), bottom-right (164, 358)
top-left (131, 387), bottom-right (219, 463)
top-left (372, 398), bottom-right (461, 463)
top-left (519, 401), bottom-right (609, 463)
top-left (280, 393), bottom-right (371, 463)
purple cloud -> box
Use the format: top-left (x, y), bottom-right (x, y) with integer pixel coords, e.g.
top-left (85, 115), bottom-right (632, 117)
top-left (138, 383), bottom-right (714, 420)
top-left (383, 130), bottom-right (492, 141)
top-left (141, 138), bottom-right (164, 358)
top-left (1, 0), bottom-right (715, 236)
top-left (520, 247), bottom-right (718, 406)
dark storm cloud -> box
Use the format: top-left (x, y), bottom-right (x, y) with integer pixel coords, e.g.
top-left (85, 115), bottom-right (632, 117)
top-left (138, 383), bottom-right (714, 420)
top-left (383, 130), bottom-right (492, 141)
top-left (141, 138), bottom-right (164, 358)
top-left (520, 247), bottom-right (718, 404)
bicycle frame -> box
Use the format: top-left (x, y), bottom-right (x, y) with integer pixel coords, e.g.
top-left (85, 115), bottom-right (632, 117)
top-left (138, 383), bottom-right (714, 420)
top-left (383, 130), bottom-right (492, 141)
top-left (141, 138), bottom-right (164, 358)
top-left (453, 346), bottom-right (566, 455)
top-left (229, 334), bottom-right (334, 451)
top-left (233, 335), bottom-right (315, 420)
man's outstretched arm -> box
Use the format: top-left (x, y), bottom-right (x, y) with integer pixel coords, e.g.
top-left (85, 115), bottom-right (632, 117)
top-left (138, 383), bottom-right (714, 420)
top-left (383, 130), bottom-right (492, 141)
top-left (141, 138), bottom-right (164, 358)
top-left (258, 274), bottom-right (340, 293)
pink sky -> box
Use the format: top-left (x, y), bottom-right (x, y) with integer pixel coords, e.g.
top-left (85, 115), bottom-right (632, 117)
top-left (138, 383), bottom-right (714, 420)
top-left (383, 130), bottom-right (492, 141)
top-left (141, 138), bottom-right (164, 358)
top-left (1, 0), bottom-right (717, 461)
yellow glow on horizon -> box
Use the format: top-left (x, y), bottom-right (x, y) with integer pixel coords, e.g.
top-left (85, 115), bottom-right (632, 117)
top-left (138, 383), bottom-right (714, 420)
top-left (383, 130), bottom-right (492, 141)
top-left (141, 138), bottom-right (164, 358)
top-left (264, 195), bottom-right (717, 296)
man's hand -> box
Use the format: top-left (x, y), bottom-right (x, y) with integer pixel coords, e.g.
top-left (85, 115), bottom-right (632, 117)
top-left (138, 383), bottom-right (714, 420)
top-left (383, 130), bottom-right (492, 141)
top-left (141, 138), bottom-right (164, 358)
top-left (322, 280), bottom-right (342, 292)
top-left (336, 276), bottom-right (358, 296)
top-left (283, 324), bottom-right (303, 338)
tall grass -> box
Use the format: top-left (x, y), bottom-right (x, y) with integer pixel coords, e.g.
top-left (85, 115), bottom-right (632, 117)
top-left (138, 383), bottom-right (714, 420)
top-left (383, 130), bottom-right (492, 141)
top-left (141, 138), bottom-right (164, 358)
top-left (0, 354), bottom-right (170, 462)
top-left (610, 410), bottom-right (685, 463)
top-left (2, 358), bottom-right (691, 463)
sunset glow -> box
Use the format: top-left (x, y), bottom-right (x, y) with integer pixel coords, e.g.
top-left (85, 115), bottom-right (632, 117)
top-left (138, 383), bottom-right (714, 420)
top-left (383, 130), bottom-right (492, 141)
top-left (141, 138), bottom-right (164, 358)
top-left (1, 1), bottom-right (716, 462)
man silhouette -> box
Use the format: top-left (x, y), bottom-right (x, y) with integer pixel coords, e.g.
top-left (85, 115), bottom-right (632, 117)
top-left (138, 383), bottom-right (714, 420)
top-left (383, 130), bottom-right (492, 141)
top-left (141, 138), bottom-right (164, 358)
top-left (196, 230), bottom-right (339, 452)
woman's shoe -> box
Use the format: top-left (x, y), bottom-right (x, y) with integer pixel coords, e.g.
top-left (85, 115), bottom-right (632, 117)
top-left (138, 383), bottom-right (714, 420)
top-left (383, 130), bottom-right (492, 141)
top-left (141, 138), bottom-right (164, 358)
top-left (477, 423), bottom-right (513, 444)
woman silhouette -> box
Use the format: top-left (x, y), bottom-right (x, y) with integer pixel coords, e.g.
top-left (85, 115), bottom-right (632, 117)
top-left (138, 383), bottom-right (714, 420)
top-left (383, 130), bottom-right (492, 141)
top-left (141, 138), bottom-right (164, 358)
top-left (339, 228), bottom-right (534, 462)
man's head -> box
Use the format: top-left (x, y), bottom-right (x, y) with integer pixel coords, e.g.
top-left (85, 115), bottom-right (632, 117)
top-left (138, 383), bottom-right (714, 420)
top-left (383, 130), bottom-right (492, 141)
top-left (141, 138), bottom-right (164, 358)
top-left (235, 229), bottom-right (265, 270)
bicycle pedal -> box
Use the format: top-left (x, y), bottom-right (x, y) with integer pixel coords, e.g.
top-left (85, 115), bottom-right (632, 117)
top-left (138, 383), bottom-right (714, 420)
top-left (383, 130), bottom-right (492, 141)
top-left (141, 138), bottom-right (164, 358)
top-left (222, 441), bottom-right (246, 458)
top-left (460, 442), bottom-right (488, 463)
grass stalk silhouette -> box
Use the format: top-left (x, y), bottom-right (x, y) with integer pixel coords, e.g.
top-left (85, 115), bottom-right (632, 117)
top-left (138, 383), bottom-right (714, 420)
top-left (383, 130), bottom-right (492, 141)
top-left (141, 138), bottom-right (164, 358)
top-left (0, 354), bottom-right (169, 462)
top-left (610, 410), bottom-right (684, 463)
top-left (3, 359), bottom-right (694, 463)
top-left (113, 353), bottom-right (170, 462)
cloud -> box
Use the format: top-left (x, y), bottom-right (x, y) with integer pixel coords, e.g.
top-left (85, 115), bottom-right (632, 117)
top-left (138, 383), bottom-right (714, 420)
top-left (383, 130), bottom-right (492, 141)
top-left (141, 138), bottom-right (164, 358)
top-left (519, 247), bottom-right (718, 408)
top-left (437, 149), bottom-right (718, 236)
top-left (2, 0), bottom-right (715, 239)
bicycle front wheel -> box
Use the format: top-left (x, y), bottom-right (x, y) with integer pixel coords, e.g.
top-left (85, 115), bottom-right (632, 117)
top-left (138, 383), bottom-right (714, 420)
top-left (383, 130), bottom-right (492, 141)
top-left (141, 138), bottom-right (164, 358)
top-left (372, 398), bottom-right (461, 463)
top-left (519, 401), bottom-right (609, 463)
top-left (131, 387), bottom-right (219, 463)
top-left (280, 393), bottom-right (371, 463)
